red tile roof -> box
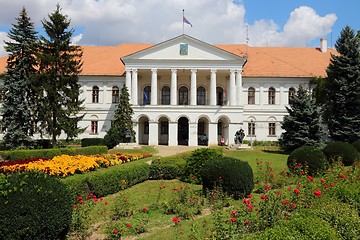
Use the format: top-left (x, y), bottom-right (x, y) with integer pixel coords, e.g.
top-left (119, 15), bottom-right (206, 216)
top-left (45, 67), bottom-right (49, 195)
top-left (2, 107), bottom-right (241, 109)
top-left (0, 43), bottom-right (335, 78)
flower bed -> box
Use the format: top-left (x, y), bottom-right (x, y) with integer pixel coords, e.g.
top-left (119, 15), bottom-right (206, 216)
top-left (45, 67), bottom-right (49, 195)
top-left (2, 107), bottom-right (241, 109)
top-left (0, 153), bottom-right (151, 177)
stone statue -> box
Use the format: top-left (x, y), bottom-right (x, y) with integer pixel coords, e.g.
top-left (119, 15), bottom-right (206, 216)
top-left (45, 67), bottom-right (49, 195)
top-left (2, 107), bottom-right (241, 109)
top-left (234, 128), bottom-right (245, 144)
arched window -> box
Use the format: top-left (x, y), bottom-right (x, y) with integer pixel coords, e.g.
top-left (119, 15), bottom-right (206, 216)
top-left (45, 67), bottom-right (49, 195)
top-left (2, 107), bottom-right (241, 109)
top-left (112, 86), bottom-right (119, 103)
top-left (248, 87), bottom-right (255, 104)
top-left (288, 87), bottom-right (295, 103)
top-left (92, 86), bottom-right (99, 103)
top-left (143, 86), bottom-right (151, 105)
top-left (216, 86), bottom-right (224, 106)
top-left (268, 87), bottom-right (275, 105)
top-left (179, 86), bottom-right (188, 105)
top-left (197, 86), bottom-right (206, 105)
top-left (248, 120), bottom-right (255, 136)
top-left (161, 86), bottom-right (170, 105)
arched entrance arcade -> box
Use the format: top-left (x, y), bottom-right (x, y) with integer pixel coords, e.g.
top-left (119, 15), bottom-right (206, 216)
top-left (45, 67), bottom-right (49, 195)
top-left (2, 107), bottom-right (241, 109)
top-left (178, 116), bottom-right (189, 145)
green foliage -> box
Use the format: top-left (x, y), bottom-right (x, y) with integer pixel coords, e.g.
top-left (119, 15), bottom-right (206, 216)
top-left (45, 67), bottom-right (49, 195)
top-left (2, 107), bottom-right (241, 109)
top-left (2, 7), bottom-right (38, 149)
top-left (324, 26), bottom-right (360, 142)
top-left (61, 162), bottom-right (150, 199)
top-left (81, 138), bottom-right (104, 147)
top-left (287, 146), bottom-right (329, 176)
top-left (201, 156), bottom-right (254, 200)
top-left (0, 146), bottom-right (107, 161)
top-left (149, 157), bottom-right (186, 180)
top-left (183, 148), bottom-right (222, 184)
top-left (104, 85), bottom-right (135, 149)
top-left (279, 85), bottom-right (324, 152)
top-left (36, 4), bottom-right (85, 147)
top-left (323, 141), bottom-right (360, 166)
top-left (352, 139), bottom-right (360, 153)
top-left (0, 171), bottom-right (72, 240)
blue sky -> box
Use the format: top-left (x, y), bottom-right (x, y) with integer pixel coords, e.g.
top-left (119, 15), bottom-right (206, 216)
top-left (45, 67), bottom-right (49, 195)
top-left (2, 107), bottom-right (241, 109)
top-left (0, 0), bottom-right (359, 56)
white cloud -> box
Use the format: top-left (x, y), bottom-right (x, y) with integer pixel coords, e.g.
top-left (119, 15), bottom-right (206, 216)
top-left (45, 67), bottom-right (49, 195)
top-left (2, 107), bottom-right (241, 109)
top-left (71, 34), bottom-right (83, 45)
top-left (0, 1), bottom-right (337, 57)
top-left (0, 31), bottom-right (9, 57)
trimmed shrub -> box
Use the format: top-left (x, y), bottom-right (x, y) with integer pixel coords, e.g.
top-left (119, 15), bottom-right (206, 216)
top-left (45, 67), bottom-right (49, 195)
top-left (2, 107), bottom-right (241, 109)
top-left (61, 162), bottom-right (150, 199)
top-left (33, 139), bottom-right (52, 149)
top-left (201, 156), bottom-right (253, 199)
top-left (352, 139), bottom-right (360, 153)
top-left (149, 157), bottom-right (186, 180)
top-left (81, 138), bottom-right (104, 147)
top-left (287, 146), bottom-right (329, 176)
top-left (323, 141), bottom-right (360, 166)
top-left (0, 171), bottom-right (72, 240)
top-left (0, 146), bottom-right (108, 161)
top-left (183, 148), bottom-right (222, 184)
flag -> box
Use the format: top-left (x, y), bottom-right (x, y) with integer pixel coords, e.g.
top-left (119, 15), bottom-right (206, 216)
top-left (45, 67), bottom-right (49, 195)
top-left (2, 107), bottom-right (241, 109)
top-left (183, 16), bottom-right (192, 27)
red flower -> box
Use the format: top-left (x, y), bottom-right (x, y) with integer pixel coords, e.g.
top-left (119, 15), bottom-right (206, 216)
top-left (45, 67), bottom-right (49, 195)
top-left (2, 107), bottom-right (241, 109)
top-left (314, 190), bottom-right (322, 197)
top-left (324, 184), bottom-right (329, 189)
top-left (100, 197), bottom-right (103, 201)
top-left (229, 216), bottom-right (236, 224)
top-left (260, 195), bottom-right (269, 200)
top-left (330, 183), bottom-right (335, 187)
top-left (339, 173), bottom-right (345, 179)
top-left (180, 185), bottom-right (183, 189)
top-left (281, 200), bottom-right (290, 205)
top-left (320, 179), bottom-right (325, 183)
top-left (143, 207), bottom-right (147, 212)
top-left (264, 185), bottom-right (271, 191)
top-left (104, 201), bottom-right (108, 205)
top-left (277, 191), bottom-right (281, 197)
top-left (294, 188), bottom-right (300, 194)
top-left (113, 229), bottom-right (119, 234)
top-left (100, 211), bottom-right (104, 215)
top-left (301, 171), bottom-right (305, 175)
top-left (243, 220), bottom-right (249, 225)
top-left (73, 205), bottom-right (77, 209)
top-left (307, 176), bottom-right (314, 181)
top-left (246, 204), bottom-right (253, 211)
top-left (126, 223), bottom-right (131, 228)
top-left (173, 188), bottom-right (179, 191)
top-left (243, 198), bottom-right (250, 205)
top-left (172, 217), bottom-right (180, 223)
top-left (231, 210), bottom-right (238, 216)
top-left (247, 194), bottom-right (253, 198)
top-left (290, 203), bottom-right (297, 209)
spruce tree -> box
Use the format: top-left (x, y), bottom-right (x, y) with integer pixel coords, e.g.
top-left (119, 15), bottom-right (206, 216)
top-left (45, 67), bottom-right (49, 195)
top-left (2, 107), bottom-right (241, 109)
top-left (2, 7), bottom-right (38, 149)
top-left (279, 85), bottom-right (324, 152)
top-left (37, 4), bottom-right (84, 147)
top-left (103, 85), bottom-right (135, 149)
top-left (324, 25), bottom-right (360, 142)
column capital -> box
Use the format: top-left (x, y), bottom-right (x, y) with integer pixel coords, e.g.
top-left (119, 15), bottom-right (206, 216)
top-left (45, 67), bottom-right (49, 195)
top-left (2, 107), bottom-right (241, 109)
top-left (191, 69), bottom-right (197, 73)
top-left (230, 69), bottom-right (236, 74)
top-left (151, 68), bottom-right (157, 73)
top-left (171, 69), bottom-right (177, 74)
top-left (125, 68), bottom-right (132, 72)
top-left (210, 69), bottom-right (217, 74)
top-left (132, 68), bottom-right (138, 73)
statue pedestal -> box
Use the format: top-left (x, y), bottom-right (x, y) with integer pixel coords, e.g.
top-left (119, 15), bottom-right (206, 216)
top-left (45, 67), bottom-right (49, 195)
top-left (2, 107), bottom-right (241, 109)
top-left (227, 143), bottom-right (252, 150)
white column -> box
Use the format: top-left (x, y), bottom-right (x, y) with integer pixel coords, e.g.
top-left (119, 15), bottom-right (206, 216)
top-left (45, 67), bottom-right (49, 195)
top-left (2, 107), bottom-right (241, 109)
top-left (208, 122), bottom-right (218, 145)
top-left (168, 121), bottom-right (178, 146)
top-left (131, 69), bottom-right (138, 105)
top-left (259, 85), bottom-right (264, 105)
top-left (170, 69), bottom-right (177, 105)
top-left (210, 69), bottom-right (217, 106)
top-left (280, 85), bottom-right (284, 105)
top-left (229, 69), bottom-right (236, 106)
top-left (190, 69), bottom-right (197, 105)
top-left (236, 69), bottom-right (243, 105)
top-left (125, 69), bottom-right (132, 102)
top-left (151, 69), bottom-right (157, 105)
top-left (103, 83), bottom-right (107, 104)
top-left (188, 122), bottom-right (197, 146)
top-left (148, 121), bottom-right (158, 145)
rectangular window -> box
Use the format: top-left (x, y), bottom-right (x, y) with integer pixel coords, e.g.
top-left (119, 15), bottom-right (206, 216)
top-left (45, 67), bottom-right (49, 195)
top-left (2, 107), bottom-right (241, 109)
top-left (217, 122), bottom-right (223, 135)
top-left (160, 121), bottom-right (168, 135)
top-left (248, 122), bottom-right (255, 136)
top-left (269, 122), bottom-right (276, 136)
top-left (144, 121), bottom-right (149, 134)
top-left (91, 121), bottom-right (98, 134)
top-left (198, 122), bottom-right (205, 135)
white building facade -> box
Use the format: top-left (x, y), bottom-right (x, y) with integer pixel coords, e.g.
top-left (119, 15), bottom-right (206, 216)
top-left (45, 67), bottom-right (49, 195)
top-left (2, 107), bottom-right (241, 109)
top-left (0, 35), bottom-right (333, 146)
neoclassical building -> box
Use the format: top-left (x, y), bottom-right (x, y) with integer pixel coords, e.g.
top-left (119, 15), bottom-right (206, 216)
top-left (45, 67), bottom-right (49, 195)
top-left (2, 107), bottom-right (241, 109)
top-left (0, 34), bottom-right (334, 146)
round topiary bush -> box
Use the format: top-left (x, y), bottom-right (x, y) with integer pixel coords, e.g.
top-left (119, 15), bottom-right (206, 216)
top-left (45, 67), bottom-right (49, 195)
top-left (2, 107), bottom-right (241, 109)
top-left (183, 148), bottom-right (222, 184)
top-left (323, 141), bottom-right (360, 166)
top-left (351, 139), bottom-right (360, 153)
top-left (0, 171), bottom-right (73, 240)
top-left (201, 156), bottom-right (253, 200)
top-left (287, 146), bottom-right (329, 176)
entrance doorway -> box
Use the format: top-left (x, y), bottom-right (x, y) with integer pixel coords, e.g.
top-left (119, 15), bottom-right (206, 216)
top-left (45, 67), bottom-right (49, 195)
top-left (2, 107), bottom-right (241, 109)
top-left (178, 117), bottom-right (189, 145)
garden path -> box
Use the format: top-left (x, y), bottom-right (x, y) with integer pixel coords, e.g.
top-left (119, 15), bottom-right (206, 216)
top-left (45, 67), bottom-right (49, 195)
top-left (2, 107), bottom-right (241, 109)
top-left (153, 145), bottom-right (208, 157)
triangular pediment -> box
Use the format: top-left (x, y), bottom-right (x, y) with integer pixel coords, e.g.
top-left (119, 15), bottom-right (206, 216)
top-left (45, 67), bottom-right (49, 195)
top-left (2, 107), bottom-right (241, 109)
top-left (122, 35), bottom-right (245, 64)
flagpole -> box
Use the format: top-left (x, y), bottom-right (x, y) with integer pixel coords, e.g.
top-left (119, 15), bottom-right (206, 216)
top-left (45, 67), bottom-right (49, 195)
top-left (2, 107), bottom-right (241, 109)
top-left (182, 9), bottom-right (184, 35)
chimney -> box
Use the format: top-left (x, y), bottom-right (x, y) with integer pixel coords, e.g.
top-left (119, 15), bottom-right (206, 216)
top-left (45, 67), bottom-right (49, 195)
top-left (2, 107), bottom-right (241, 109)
top-left (320, 38), bottom-right (327, 53)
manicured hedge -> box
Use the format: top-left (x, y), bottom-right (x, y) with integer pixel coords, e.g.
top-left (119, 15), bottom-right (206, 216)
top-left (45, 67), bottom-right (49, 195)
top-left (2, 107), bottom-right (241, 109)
top-left (61, 161), bottom-right (150, 199)
top-left (323, 141), bottom-right (360, 166)
top-left (81, 138), bottom-right (104, 147)
top-left (0, 146), bottom-right (108, 161)
top-left (149, 157), bottom-right (186, 180)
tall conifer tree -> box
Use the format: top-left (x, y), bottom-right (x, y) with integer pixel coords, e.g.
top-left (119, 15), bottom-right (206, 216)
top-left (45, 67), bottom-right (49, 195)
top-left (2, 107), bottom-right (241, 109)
top-left (2, 7), bottom-right (38, 149)
top-left (279, 85), bottom-right (324, 152)
top-left (324, 26), bottom-right (360, 142)
top-left (103, 85), bottom-right (135, 149)
top-left (37, 4), bottom-right (84, 147)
